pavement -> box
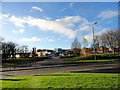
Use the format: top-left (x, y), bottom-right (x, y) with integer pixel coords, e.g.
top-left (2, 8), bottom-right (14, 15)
top-left (1, 58), bottom-right (120, 78)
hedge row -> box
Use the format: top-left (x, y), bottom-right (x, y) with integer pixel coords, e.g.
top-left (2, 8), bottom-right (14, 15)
top-left (2, 56), bottom-right (48, 63)
top-left (60, 55), bottom-right (76, 58)
top-left (64, 53), bottom-right (120, 61)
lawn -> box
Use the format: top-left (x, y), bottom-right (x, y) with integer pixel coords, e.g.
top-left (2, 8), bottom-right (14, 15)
top-left (1, 73), bottom-right (119, 89)
top-left (75, 59), bottom-right (120, 63)
top-left (65, 57), bottom-right (120, 63)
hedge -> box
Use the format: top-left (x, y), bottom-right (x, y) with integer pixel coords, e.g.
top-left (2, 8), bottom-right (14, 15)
top-left (64, 53), bottom-right (120, 61)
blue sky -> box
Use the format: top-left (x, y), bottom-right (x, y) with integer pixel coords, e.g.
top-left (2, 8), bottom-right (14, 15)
top-left (0, 2), bottom-right (118, 50)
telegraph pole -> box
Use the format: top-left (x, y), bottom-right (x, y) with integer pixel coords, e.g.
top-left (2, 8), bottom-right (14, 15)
top-left (92, 22), bottom-right (97, 60)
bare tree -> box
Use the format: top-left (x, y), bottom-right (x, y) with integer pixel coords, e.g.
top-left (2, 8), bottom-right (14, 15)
top-left (16, 45), bottom-right (28, 53)
top-left (95, 29), bottom-right (120, 54)
top-left (16, 45), bottom-right (29, 58)
top-left (71, 37), bottom-right (81, 56)
top-left (94, 35), bottom-right (100, 49)
top-left (105, 30), bottom-right (118, 53)
top-left (0, 37), bottom-right (4, 43)
top-left (0, 36), bottom-right (4, 51)
top-left (82, 37), bottom-right (88, 48)
top-left (113, 29), bottom-right (120, 55)
top-left (2, 41), bottom-right (16, 60)
top-left (71, 37), bottom-right (81, 49)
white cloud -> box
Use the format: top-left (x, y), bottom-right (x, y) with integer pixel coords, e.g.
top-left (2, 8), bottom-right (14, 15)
top-left (76, 18), bottom-right (91, 34)
top-left (59, 8), bottom-right (67, 13)
top-left (12, 28), bottom-right (25, 34)
top-left (25, 16), bottom-right (76, 38)
top-left (12, 29), bottom-right (18, 33)
top-left (55, 16), bottom-right (81, 28)
top-left (7, 15), bottom-right (77, 38)
top-left (0, 13), bottom-right (10, 19)
top-left (59, 2), bottom-right (74, 13)
top-left (84, 28), bottom-right (110, 42)
top-left (3, 13), bottom-right (92, 39)
top-left (97, 10), bottom-right (118, 19)
top-left (10, 16), bottom-right (24, 27)
top-left (42, 16), bottom-right (51, 20)
top-left (19, 29), bottom-right (25, 33)
top-left (0, 14), bottom-right (9, 29)
top-left (19, 36), bottom-right (54, 42)
top-left (57, 37), bottom-right (61, 40)
top-left (79, 25), bottom-right (91, 32)
top-left (84, 34), bottom-right (93, 42)
top-left (96, 28), bottom-right (109, 35)
top-left (32, 6), bottom-right (43, 12)
top-left (0, 13), bottom-right (10, 22)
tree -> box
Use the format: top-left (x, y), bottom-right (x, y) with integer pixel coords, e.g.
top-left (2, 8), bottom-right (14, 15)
top-left (94, 35), bottom-right (100, 49)
top-left (0, 36), bottom-right (4, 50)
top-left (71, 37), bottom-right (81, 56)
top-left (16, 45), bottom-right (29, 58)
top-left (16, 45), bottom-right (28, 53)
top-left (94, 29), bottom-right (120, 54)
top-left (82, 37), bottom-right (88, 48)
top-left (71, 37), bottom-right (81, 49)
top-left (103, 30), bottom-right (118, 53)
top-left (0, 36), bottom-right (4, 64)
top-left (2, 41), bottom-right (16, 60)
top-left (0, 36), bottom-right (4, 43)
top-left (112, 29), bottom-right (120, 55)
top-left (32, 47), bottom-right (37, 58)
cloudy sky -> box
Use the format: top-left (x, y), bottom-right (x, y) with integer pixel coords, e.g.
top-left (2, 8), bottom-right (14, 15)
top-left (0, 2), bottom-right (118, 49)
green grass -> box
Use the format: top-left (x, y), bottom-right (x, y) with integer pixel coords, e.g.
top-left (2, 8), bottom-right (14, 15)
top-left (1, 73), bottom-right (119, 89)
top-left (64, 53), bottom-right (120, 61)
top-left (65, 58), bottom-right (120, 63)
top-left (75, 59), bottom-right (120, 63)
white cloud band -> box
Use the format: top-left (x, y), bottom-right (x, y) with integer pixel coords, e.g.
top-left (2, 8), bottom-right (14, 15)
top-left (97, 10), bottom-right (118, 19)
top-left (19, 36), bottom-right (54, 42)
top-left (32, 6), bottom-right (43, 12)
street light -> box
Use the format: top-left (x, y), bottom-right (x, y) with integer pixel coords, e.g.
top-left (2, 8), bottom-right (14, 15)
top-left (92, 22), bottom-right (97, 60)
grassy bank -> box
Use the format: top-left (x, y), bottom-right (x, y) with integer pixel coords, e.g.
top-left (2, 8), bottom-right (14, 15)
top-left (1, 73), bottom-right (119, 89)
top-left (63, 53), bottom-right (120, 62)
top-left (70, 59), bottom-right (120, 63)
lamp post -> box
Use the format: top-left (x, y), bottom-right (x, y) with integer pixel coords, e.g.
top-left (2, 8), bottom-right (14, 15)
top-left (92, 22), bottom-right (97, 60)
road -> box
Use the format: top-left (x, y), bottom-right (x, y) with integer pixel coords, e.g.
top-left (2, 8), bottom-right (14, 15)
top-left (1, 58), bottom-right (120, 78)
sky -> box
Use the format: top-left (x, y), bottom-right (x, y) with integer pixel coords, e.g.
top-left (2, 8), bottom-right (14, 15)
top-left (0, 2), bottom-right (118, 50)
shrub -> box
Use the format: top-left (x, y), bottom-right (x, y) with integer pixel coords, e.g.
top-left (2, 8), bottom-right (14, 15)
top-left (65, 53), bottom-right (120, 61)
top-left (60, 55), bottom-right (76, 58)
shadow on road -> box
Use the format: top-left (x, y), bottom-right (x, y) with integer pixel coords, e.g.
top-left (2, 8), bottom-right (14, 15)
top-left (70, 67), bottom-right (120, 74)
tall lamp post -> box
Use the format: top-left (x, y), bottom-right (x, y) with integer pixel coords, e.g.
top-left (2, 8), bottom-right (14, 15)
top-left (92, 22), bottom-right (97, 60)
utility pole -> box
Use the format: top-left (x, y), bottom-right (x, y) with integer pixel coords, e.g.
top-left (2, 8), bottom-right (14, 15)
top-left (92, 22), bottom-right (97, 60)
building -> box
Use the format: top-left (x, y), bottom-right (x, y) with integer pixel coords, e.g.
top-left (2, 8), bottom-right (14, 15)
top-left (81, 46), bottom-right (119, 56)
top-left (63, 48), bottom-right (81, 56)
top-left (72, 48), bottom-right (81, 56)
top-left (64, 49), bottom-right (73, 56)
top-left (54, 48), bottom-right (63, 56)
top-left (36, 49), bottom-right (53, 57)
top-left (81, 48), bottom-right (93, 55)
top-left (15, 53), bottom-right (30, 58)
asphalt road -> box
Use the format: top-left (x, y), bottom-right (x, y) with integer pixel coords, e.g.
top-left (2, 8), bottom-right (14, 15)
top-left (1, 59), bottom-right (119, 78)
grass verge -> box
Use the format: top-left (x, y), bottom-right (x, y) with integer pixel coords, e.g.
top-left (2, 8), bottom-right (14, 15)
top-left (1, 73), bottom-right (119, 89)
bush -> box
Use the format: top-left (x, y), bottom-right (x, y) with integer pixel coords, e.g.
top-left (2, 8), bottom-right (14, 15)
top-left (60, 55), bottom-right (76, 58)
top-left (65, 53), bottom-right (120, 61)
top-left (2, 56), bottom-right (48, 64)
